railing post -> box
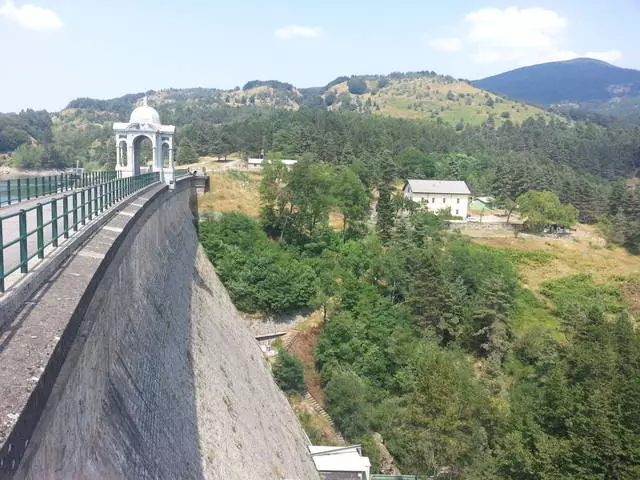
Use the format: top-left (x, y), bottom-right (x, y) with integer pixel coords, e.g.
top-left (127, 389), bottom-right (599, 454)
top-left (73, 192), bottom-right (78, 231)
top-left (0, 220), bottom-right (4, 292)
top-left (26, 178), bottom-right (30, 200)
top-left (51, 200), bottom-right (59, 247)
top-left (63, 195), bottom-right (69, 239)
top-left (99, 184), bottom-right (104, 213)
top-left (36, 203), bottom-right (44, 259)
top-left (87, 188), bottom-right (92, 221)
top-left (94, 185), bottom-right (98, 216)
top-left (17, 178), bottom-right (21, 203)
top-left (6, 180), bottom-right (10, 206)
top-left (19, 210), bottom-right (27, 273)
top-left (81, 190), bottom-right (86, 225)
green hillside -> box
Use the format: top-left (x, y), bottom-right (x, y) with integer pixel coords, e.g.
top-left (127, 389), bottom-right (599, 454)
top-left (474, 58), bottom-right (640, 124)
top-left (323, 74), bottom-right (554, 126)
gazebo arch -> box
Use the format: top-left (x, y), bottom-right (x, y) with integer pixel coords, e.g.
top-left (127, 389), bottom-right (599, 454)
top-left (113, 96), bottom-right (176, 184)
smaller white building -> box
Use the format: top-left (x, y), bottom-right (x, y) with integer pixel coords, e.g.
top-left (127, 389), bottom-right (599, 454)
top-left (403, 179), bottom-right (471, 218)
top-left (310, 445), bottom-right (371, 480)
top-left (247, 158), bottom-right (298, 169)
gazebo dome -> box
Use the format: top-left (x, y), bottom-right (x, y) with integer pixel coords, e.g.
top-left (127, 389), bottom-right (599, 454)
top-left (129, 99), bottom-right (160, 125)
top-left (129, 105), bottom-right (160, 125)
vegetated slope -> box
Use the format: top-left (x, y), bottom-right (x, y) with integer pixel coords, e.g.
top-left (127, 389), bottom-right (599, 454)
top-left (474, 58), bottom-right (640, 122)
top-left (60, 72), bottom-right (553, 129)
top-left (323, 73), bottom-right (553, 126)
top-left (1, 69), bottom-right (558, 164)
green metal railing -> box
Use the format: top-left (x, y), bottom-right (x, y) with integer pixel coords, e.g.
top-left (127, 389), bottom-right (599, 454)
top-left (0, 172), bottom-right (160, 292)
top-left (174, 168), bottom-right (190, 177)
top-left (0, 171), bottom-right (118, 208)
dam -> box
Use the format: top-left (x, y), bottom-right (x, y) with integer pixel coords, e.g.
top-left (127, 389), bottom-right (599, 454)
top-left (0, 174), bottom-right (320, 479)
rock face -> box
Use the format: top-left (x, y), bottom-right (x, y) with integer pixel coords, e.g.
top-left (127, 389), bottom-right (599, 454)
top-left (14, 183), bottom-right (318, 479)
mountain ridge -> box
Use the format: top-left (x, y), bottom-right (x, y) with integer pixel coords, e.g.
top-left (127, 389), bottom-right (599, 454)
top-left (473, 58), bottom-right (640, 123)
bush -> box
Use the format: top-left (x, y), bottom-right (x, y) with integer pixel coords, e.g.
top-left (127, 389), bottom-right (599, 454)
top-left (347, 78), bottom-right (368, 95)
top-left (273, 349), bottom-right (306, 394)
top-left (199, 213), bottom-right (316, 315)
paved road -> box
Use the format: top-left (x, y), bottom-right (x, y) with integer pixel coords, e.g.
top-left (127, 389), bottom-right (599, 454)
top-left (0, 192), bottom-right (91, 279)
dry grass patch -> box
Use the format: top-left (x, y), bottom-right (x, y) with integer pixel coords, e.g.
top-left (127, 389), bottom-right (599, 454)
top-left (469, 225), bottom-right (640, 293)
top-left (198, 171), bottom-right (262, 216)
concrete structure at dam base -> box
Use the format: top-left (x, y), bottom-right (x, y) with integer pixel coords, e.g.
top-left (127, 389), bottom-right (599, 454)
top-left (0, 176), bottom-right (319, 479)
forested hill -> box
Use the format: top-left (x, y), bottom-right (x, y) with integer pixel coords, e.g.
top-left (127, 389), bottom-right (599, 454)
top-left (474, 59), bottom-right (640, 124)
top-left (61, 70), bottom-right (553, 126)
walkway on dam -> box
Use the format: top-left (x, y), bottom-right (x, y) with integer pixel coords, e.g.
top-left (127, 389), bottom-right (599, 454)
top-left (0, 173), bottom-right (162, 293)
top-left (0, 183), bottom-right (164, 452)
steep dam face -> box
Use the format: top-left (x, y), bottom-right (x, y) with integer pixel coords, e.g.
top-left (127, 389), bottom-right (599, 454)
top-left (12, 180), bottom-right (319, 479)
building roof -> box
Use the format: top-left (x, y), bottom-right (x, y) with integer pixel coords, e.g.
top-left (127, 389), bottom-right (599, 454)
top-left (309, 445), bottom-right (371, 473)
top-left (405, 180), bottom-right (471, 195)
top-left (247, 158), bottom-right (298, 166)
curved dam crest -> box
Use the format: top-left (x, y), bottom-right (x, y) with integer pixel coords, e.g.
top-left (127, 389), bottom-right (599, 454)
top-left (6, 179), bottom-right (318, 479)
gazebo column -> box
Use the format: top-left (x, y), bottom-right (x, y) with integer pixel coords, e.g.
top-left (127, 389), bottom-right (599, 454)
top-left (151, 138), bottom-right (157, 172)
top-left (127, 142), bottom-right (135, 174)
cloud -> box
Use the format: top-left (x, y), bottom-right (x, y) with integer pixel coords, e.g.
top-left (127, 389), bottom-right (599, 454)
top-left (431, 6), bottom-right (622, 66)
top-left (428, 37), bottom-right (463, 52)
top-left (466, 7), bottom-right (565, 53)
top-left (274, 25), bottom-right (322, 39)
top-left (584, 50), bottom-right (623, 63)
top-left (0, 0), bottom-right (62, 30)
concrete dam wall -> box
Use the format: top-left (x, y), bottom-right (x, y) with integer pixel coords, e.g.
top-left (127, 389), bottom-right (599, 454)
top-left (10, 180), bottom-right (319, 479)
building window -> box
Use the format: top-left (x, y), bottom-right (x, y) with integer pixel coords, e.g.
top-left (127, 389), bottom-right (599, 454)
top-left (455, 209), bottom-right (459, 215)
top-left (432, 198), bottom-right (435, 203)
top-left (457, 198), bottom-right (460, 204)
top-left (442, 198), bottom-right (446, 203)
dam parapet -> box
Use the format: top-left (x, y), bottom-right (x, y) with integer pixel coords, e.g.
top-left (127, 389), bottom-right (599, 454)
top-left (0, 176), bottom-right (318, 479)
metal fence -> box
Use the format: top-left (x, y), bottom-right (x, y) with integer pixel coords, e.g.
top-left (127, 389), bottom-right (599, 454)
top-left (0, 172), bottom-right (160, 292)
top-left (0, 171), bottom-right (118, 208)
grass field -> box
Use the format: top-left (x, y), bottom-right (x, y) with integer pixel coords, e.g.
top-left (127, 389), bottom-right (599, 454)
top-left (198, 169), bottom-right (348, 228)
top-left (197, 170), bottom-right (262, 217)
top-left (466, 224), bottom-right (640, 328)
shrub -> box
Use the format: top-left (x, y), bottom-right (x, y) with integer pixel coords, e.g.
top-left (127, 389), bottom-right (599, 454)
top-left (347, 78), bottom-right (368, 95)
top-left (273, 349), bottom-right (306, 394)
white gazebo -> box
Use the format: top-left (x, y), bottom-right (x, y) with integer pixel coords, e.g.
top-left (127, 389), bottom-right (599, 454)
top-left (113, 97), bottom-right (176, 184)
